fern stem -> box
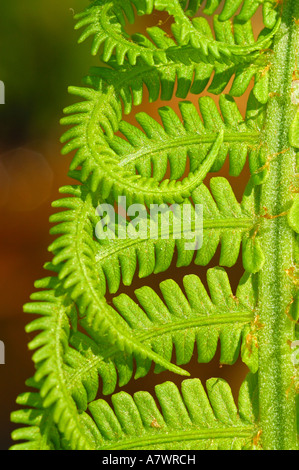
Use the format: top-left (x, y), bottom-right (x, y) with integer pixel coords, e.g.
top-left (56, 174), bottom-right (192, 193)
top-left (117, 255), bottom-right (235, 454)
top-left (257, 0), bottom-right (299, 450)
top-left (136, 313), bottom-right (253, 342)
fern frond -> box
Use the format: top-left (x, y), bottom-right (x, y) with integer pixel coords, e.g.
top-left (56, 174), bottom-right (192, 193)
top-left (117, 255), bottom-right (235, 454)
top-left (154, 0), bottom-right (280, 56)
top-left (75, 0), bottom-right (156, 65)
top-left (21, 282), bottom-right (102, 449)
top-left (110, 266), bottom-right (257, 371)
top-left (64, 267), bottom-right (258, 408)
top-left (21, 266), bottom-right (257, 422)
top-left (38, 177), bottom-right (259, 409)
top-left (61, 94), bottom-right (261, 202)
top-left (22, 278), bottom-right (98, 450)
top-left (85, 38), bottom-right (269, 115)
top-left (76, 0), bottom-right (279, 64)
top-left (10, 380), bottom-right (61, 451)
top-left (20, 267), bottom-right (258, 449)
top-left (83, 376), bottom-right (259, 450)
top-left (107, 95), bottom-right (258, 178)
top-left (22, 278), bottom-right (190, 450)
top-left (10, 374), bottom-right (260, 451)
top-left (82, 15), bottom-right (275, 102)
top-left (170, 0), bottom-right (279, 26)
top-left (67, 16), bottom-right (273, 151)
top-left (62, 105), bottom-right (224, 204)
top-left (48, 177), bottom-right (256, 302)
top-left (12, 0), bottom-right (298, 451)
top-left (71, 0), bottom-right (277, 137)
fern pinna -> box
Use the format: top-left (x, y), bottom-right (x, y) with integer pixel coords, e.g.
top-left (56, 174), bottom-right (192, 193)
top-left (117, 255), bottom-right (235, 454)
top-left (11, 0), bottom-right (299, 451)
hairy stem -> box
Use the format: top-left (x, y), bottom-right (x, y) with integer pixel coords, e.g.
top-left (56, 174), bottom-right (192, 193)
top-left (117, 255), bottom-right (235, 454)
top-left (258, 0), bottom-right (299, 450)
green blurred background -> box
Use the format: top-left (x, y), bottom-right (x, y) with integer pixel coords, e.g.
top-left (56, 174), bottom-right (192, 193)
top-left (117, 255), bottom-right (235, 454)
top-left (0, 0), bottom-right (254, 450)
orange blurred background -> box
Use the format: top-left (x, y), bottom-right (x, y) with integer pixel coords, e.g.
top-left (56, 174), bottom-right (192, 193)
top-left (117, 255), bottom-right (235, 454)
top-left (0, 0), bottom-right (260, 450)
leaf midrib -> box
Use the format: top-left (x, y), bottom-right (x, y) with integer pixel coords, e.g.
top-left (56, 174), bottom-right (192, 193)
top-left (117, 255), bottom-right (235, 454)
top-left (66, 311), bottom-right (253, 391)
top-left (94, 217), bottom-right (253, 264)
top-left (68, 197), bottom-right (189, 377)
top-left (118, 132), bottom-right (259, 168)
top-left (136, 312), bottom-right (253, 342)
top-left (94, 0), bottom-right (279, 58)
top-left (97, 425), bottom-right (255, 450)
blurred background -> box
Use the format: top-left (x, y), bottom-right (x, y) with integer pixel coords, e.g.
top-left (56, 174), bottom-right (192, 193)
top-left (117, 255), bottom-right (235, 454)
top-left (0, 0), bottom-right (258, 450)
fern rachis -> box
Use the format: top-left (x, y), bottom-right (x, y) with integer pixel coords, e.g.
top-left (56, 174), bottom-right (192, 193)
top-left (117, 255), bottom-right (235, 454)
top-left (11, 0), bottom-right (299, 451)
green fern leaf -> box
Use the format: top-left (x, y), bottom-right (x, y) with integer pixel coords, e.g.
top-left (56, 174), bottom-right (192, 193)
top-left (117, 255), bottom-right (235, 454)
top-left (75, 0), bottom-right (155, 64)
top-left (10, 380), bottom-right (61, 451)
top-left (18, 267), bottom-right (258, 449)
top-left (75, 0), bottom-right (279, 64)
top-left (21, 278), bottom-right (188, 449)
top-left (48, 178), bottom-right (255, 304)
top-left (11, 374), bottom-right (259, 450)
top-left (12, 0), bottom-right (299, 452)
top-left (76, 267), bottom-right (258, 386)
top-left (85, 376), bottom-right (258, 450)
top-left (60, 266), bottom-right (258, 406)
top-left (154, 0), bottom-right (280, 57)
top-left (61, 94), bottom-right (261, 202)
